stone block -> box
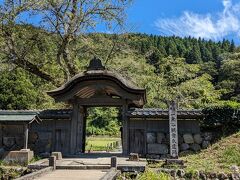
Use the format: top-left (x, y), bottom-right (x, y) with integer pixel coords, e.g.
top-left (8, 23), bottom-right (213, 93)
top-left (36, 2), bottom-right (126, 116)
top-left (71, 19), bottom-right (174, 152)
top-left (178, 135), bottom-right (184, 144)
top-left (183, 134), bottom-right (194, 144)
top-left (203, 132), bottom-right (212, 141)
top-left (157, 133), bottom-right (165, 143)
top-left (180, 143), bottom-right (190, 151)
top-left (147, 133), bottom-right (156, 144)
top-left (129, 153), bottom-right (139, 161)
top-left (218, 172), bottom-right (228, 179)
top-left (3, 149), bottom-right (34, 165)
top-left (111, 156), bottom-right (117, 168)
top-left (51, 152), bottom-right (62, 160)
top-left (193, 134), bottom-right (203, 144)
top-left (202, 140), bottom-right (210, 149)
top-left (190, 143), bottom-right (201, 152)
top-left (230, 173), bottom-right (240, 180)
top-left (177, 169), bottom-right (185, 177)
top-left (49, 156), bottom-right (56, 170)
top-left (230, 165), bottom-right (239, 173)
top-left (147, 144), bottom-right (168, 154)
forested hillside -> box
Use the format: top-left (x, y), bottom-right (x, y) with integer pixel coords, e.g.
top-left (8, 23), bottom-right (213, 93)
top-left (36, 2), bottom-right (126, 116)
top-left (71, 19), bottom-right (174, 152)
top-left (0, 29), bottom-right (239, 110)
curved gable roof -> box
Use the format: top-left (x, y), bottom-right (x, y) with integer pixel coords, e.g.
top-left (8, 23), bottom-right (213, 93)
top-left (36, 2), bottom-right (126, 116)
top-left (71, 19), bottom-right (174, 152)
top-left (47, 59), bottom-right (146, 107)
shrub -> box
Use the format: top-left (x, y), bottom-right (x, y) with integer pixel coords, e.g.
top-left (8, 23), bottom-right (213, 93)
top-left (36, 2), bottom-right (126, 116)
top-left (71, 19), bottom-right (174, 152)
top-left (201, 106), bottom-right (240, 133)
top-left (138, 169), bottom-right (171, 180)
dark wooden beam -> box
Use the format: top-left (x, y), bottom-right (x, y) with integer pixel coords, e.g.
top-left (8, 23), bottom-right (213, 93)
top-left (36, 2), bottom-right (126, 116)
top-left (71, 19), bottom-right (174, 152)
top-left (82, 107), bottom-right (87, 153)
top-left (70, 103), bottom-right (79, 154)
top-left (76, 98), bottom-right (126, 107)
top-left (76, 106), bottom-right (85, 153)
top-left (122, 103), bottom-right (129, 155)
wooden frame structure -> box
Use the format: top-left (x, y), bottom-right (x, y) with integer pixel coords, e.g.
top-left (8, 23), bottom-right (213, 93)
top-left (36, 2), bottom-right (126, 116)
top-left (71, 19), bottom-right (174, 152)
top-left (47, 58), bottom-right (146, 155)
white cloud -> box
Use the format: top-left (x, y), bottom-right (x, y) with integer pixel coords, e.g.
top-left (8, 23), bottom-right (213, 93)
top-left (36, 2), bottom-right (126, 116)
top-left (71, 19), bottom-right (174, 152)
top-left (155, 0), bottom-right (240, 40)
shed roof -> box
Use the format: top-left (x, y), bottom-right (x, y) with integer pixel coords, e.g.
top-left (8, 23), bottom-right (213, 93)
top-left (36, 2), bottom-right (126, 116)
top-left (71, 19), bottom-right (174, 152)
top-left (0, 109), bottom-right (71, 122)
top-left (0, 110), bottom-right (41, 123)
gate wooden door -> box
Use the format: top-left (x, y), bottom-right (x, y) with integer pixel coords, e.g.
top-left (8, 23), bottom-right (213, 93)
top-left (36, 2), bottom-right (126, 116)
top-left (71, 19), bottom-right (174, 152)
top-left (129, 129), bottom-right (145, 155)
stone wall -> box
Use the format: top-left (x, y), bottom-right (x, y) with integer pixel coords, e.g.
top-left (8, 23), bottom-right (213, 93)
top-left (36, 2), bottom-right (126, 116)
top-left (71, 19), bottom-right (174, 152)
top-left (129, 118), bottom-right (207, 156)
top-left (0, 125), bottom-right (25, 158)
top-left (146, 132), bottom-right (213, 158)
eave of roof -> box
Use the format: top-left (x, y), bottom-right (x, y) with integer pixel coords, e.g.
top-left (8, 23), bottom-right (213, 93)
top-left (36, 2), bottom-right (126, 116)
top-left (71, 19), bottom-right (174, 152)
top-left (127, 108), bottom-right (203, 118)
top-left (0, 110), bottom-right (41, 123)
top-left (48, 70), bottom-right (145, 94)
top-left (0, 109), bottom-right (71, 121)
top-left (47, 70), bottom-right (147, 107)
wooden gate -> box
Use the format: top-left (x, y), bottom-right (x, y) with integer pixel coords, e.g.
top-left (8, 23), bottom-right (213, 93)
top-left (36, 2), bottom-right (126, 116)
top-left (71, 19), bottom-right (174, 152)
top-left (129, 129), bottom-right (145, 155)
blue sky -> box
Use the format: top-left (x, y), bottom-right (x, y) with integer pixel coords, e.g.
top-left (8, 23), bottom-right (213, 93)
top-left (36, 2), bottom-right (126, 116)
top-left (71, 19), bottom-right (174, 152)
top-left (1, 0), bottom-right (240, 43)
top-left (126, 0), bottom-right (240, 43)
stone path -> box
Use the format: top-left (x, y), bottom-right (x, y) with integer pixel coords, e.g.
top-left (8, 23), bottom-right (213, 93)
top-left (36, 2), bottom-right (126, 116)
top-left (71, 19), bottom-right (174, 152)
top-left (29, 153), bottom-right (147, 170)
top-left (29, 153), bottom-right (146, 179)
top-left (35, 169), bottom-right (107, 180)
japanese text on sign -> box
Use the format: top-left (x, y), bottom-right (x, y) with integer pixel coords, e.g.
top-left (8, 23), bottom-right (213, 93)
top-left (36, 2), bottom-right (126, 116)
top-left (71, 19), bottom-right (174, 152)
top-left (169, 101), bottom-right (178, 158)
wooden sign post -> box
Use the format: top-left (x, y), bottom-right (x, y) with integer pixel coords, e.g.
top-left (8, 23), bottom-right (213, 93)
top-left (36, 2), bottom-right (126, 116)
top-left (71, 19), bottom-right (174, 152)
top-left (169, 100), bottom-right (178, 158)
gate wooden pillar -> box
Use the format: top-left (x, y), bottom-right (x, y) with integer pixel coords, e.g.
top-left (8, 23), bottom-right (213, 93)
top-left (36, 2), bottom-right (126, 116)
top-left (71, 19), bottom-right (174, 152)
top-left (122, 104), bottom-right (129, 155)
top-left (70, 103), bottom-right (85, 154)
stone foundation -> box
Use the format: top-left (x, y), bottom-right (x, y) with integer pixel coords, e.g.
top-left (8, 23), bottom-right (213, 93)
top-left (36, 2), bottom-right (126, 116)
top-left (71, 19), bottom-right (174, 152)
top-left (3, 149), bottom-right (34, 165)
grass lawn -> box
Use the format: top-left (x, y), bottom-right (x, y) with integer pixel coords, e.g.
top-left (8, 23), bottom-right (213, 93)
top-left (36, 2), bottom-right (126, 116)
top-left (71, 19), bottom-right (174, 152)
top-left (85, 136), bottom-right (121, 151)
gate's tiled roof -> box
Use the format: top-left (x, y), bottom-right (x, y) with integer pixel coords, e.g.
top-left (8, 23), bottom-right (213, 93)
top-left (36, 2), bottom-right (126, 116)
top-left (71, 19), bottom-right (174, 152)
top-left (0, 108), bottom-right (203, 122)
top-left (127, 108), bottom-right (203, 118)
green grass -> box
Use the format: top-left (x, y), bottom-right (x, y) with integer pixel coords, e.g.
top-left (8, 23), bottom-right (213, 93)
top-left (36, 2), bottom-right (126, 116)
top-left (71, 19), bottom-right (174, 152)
top-left (85, 136), bottom-right (121, 151)
top-left (221, 146), bottom-right (240, 166)
top-left (138, 169), bottom-right (171, 180)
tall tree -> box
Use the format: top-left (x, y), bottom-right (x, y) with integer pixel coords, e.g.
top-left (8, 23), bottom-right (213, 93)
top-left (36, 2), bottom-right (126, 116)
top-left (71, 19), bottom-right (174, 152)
top-left (186, 44), bottom-right (202, 64)
top-left (218, 53), bottom-right (240, 102)
top-left (0, 0), bottom-right (131, 84)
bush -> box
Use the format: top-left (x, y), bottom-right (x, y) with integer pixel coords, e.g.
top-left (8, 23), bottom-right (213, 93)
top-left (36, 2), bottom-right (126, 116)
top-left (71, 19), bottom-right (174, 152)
top-left (201, 106), bottom-right (240, 132)
top-left (0, 70), bottom-right (38, 109)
